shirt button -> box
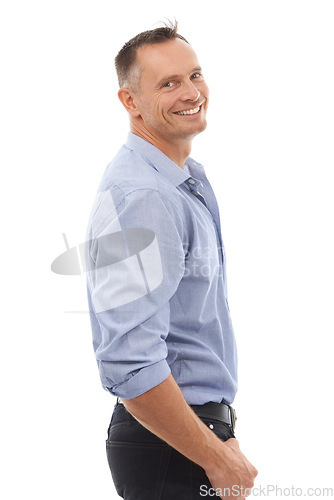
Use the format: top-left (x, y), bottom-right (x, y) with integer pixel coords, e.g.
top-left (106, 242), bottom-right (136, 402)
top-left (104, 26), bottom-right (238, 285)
top-left (191, 190), bottom-right (198, 196)
top-left (188, 178), bottom-right (195, 184)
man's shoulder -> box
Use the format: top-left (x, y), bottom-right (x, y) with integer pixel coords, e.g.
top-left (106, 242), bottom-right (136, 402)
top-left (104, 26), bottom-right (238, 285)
top-left (87, 144), bottom-right (186, 238)
top-left (98, 144), bottom-right (169, 196)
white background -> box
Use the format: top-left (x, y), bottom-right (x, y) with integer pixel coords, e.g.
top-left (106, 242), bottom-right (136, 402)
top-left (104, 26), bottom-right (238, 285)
top-left (1, 1), bottom-right (333, 498)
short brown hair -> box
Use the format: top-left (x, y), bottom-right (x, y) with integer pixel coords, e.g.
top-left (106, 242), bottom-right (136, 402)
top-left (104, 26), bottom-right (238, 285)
top-left (115, 20), bottom-right (189, 90)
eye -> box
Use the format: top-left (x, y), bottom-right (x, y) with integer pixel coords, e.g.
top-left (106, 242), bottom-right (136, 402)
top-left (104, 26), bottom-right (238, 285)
top-left (191, 72), bottom-right (202, 80)
top-left (163, 81), bottom-right (175, 88)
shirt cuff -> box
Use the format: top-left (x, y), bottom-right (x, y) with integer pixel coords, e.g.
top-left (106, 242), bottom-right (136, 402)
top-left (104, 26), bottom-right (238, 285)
top-left (105, 359), bottom-right (171, 399)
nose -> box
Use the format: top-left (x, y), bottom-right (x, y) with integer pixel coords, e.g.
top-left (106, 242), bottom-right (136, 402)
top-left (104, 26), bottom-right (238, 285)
top-left (180, 79), bottom-right (201, 102)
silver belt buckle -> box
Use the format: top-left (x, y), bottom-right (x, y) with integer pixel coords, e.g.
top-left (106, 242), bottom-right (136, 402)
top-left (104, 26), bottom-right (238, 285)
top-left (229, 406), bottom-right (237, 432)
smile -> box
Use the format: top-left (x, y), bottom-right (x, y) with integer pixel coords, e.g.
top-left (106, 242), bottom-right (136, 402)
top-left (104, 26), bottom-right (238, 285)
top-left (174, 102), bottom-right (204, 116)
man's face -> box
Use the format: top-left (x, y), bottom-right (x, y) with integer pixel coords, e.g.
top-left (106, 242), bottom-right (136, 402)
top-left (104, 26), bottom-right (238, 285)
top-left (132, 38), bottom-right (209, 143)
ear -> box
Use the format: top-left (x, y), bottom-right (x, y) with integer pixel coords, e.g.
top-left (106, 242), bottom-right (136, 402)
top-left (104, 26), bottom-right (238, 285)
top-left (118, 88), bottom-right (141, 117)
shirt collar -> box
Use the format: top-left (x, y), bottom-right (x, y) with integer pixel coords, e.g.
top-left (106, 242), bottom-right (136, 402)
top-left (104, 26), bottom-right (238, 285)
top-left (125, 132), bottom-right (202, 188)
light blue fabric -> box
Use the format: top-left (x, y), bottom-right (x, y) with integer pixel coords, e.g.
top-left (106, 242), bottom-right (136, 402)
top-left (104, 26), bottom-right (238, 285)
top-left (85, 132), bottom-right (238, 405)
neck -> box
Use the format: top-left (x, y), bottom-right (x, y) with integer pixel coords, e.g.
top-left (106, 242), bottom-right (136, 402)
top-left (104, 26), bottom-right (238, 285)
top-left (130, 123), bottom-right (192, 170)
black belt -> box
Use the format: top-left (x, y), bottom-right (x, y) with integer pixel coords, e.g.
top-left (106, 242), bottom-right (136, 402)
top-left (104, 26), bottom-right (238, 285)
top-left (190, 402), bottom-right (237, 432)
top-left (115, 399), bottom-right (237, 433)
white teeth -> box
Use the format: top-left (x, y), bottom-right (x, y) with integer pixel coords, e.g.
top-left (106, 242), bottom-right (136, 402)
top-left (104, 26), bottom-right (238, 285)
top-left (176, 105), bottom-right (201, 115)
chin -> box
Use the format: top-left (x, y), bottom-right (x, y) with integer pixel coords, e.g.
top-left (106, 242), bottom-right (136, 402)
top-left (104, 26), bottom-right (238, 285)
top-left (186, 121), bottom-right (207, 137)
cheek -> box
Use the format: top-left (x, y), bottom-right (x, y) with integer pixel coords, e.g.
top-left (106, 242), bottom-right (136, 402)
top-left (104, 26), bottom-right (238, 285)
top-left (156, 96), bottom-right (171, 119)
top-left (138, 92), bottom-right (159, 117)
top-left (201, 82), bottom-right (209, 98)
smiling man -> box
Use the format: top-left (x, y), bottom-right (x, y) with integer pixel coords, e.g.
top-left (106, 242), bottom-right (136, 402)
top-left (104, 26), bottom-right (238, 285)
top-left (118, 36), bottom-right (208, 166)
top-left (85, 21), bottom-right (257, 500)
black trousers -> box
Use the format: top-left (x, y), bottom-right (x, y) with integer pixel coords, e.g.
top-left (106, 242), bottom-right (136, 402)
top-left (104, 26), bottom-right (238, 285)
top-left (106, 402), bottom-right (236, 499)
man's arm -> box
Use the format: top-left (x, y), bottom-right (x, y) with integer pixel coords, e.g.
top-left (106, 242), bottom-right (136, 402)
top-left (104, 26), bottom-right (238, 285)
top-left (122, 373), bottom-right (258, 499)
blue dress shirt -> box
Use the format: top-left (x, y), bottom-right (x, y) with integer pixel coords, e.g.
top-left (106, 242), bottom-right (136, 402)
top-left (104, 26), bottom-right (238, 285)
top-left (85, 132), bottom-right (238, 405)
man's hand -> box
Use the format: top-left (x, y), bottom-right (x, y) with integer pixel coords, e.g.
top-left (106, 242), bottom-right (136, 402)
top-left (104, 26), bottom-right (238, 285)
top-left (205, 437), bottom-right (258, 499)
top-left (122, 374), bottom-right (258, 499)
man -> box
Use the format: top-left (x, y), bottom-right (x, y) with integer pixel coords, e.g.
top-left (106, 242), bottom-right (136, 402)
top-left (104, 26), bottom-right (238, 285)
top-left (85, 21), bottom-right (258, 499)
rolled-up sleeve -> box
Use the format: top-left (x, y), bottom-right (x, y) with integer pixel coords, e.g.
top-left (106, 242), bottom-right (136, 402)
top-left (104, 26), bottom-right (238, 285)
top-left (85, 187), bottom-right (186, 399)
